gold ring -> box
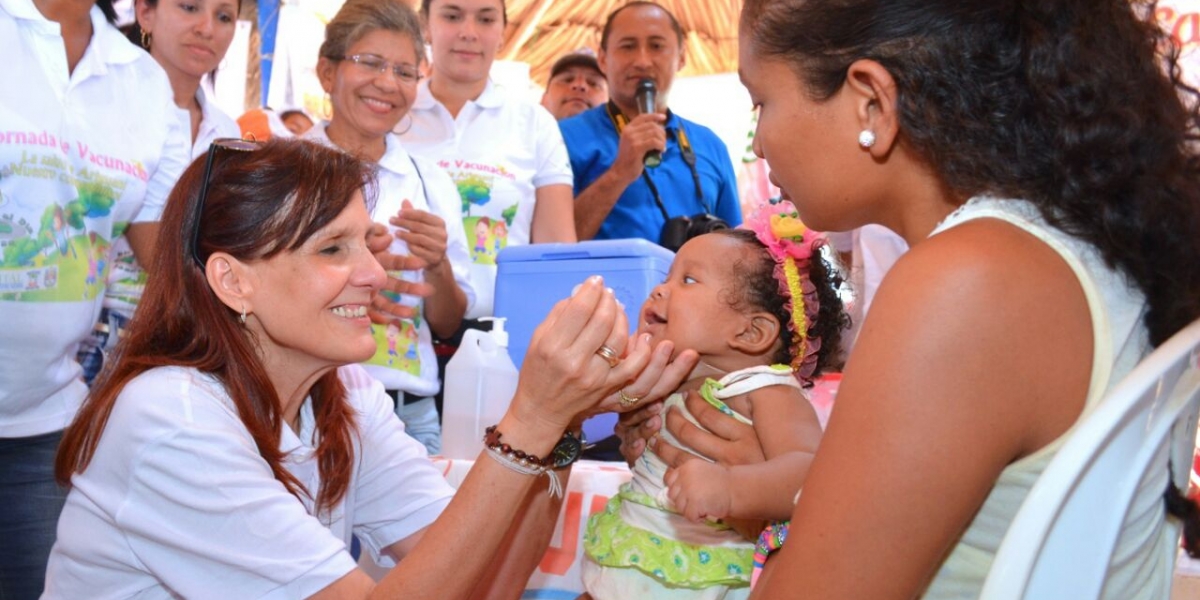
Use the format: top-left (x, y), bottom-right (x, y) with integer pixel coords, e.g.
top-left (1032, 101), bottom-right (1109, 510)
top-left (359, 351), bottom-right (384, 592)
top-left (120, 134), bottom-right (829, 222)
top-left (618, 388), bottom-right (642, 407)
top-left (595, 344), bottom-right (620, 368)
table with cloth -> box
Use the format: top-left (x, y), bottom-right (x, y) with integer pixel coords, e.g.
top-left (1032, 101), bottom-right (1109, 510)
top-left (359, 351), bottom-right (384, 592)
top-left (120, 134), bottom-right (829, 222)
top-left (356, 458), bottom-right (630, 599)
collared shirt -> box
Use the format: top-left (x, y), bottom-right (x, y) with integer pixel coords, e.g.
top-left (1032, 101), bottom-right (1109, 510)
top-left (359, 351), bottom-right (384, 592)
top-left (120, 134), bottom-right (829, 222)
top-left (559, 104), bottom-right (742, 243)
top-left (103, 86), bottom-right (240, 315)
top-left (0, 0), bottom-right (190, 436)
top-left (400, 78), bottom-right (573, 318)
top-left (305, 123), bottom-right (475, 395)
top-left (44, 365), bottom-right (454, 599)
top-left (188, 85), bottom-right (240, 157)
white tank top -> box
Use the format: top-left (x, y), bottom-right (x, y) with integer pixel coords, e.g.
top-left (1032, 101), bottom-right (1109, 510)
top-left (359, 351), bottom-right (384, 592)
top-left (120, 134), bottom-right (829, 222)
top-left (921, 196), bottom-right (1165, 599)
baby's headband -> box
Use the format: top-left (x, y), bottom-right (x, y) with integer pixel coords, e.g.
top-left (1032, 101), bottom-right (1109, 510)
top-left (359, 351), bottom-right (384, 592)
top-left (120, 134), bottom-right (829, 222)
top-left (745, 198), bottom-right (824, 383)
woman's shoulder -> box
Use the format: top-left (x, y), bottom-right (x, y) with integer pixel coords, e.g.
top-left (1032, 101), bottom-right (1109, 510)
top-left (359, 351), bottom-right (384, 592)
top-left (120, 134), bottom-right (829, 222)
top-left (904, 203), bottom-right (1071, 285)
top-left (90, 36), bottom-right (176, 117)
top-left (855, 205), bottom-right (1094, 437)
top-left (119, 366), bottom-right (224, 403)
top-left (930, 197), bottom-right (1123, 289)
top-left (875, 216), bottom-right (1076, 352)
top-left (107, 367), bottom-right (239, 441)
top-left (861, 205), bottom-right (1094, 381)
top-left (100, 33), bottom-right (171, 92)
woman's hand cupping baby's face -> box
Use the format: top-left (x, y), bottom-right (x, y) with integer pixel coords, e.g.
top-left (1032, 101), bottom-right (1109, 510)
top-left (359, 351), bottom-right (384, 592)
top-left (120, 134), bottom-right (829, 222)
top-left (508, 277), bottom-right (649, 434)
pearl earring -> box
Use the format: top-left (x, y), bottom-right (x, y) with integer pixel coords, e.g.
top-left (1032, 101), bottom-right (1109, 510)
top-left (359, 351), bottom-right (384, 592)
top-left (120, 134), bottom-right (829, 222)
top-left (858, 130), bottom-right (876, 148)
top-left (240, 304), bottom-right (247, 325)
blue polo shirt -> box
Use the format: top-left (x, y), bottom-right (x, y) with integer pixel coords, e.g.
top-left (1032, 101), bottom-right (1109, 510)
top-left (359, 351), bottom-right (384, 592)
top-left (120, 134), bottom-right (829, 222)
top-left (560, 105), bottom-right (742, 242)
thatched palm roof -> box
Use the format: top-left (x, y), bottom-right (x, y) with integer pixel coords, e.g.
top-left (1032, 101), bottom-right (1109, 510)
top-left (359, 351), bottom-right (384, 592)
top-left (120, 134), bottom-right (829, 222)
top-left (498, 0), bottom-right (741, 84)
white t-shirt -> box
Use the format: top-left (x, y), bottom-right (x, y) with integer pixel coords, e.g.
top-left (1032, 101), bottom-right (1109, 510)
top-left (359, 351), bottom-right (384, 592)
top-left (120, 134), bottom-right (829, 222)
top-left (304, 123), bottom-right (475, 394)
top-left (44, 364), bottom-right (455, 599)
top-left (0, 0), bottom-right (190, 437)
top-left (103, 87), bottom-right (239, 315)
top-left (399, 78), bottom-right (574, 318)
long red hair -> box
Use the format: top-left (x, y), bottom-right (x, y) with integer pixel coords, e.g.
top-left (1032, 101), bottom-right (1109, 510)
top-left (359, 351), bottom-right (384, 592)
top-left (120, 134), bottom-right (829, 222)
top-left (57, 139), bottom-right (376, 514)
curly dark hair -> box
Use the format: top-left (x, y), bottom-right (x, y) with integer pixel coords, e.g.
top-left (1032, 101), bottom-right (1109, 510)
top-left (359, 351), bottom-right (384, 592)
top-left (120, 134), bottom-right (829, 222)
top-left (715, 229), bottom-right (849, 386)
top-left (741, 0), bottom-right (1200, 348)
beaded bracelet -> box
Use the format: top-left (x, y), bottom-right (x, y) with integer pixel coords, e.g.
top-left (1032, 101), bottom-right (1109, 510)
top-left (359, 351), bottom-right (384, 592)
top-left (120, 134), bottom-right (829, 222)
top-left (751, 521), bottom-right (790, 588)
top-left (483, 426), bottom-right (566, 498)
top-left (484, 425), bottom-right (551, 467)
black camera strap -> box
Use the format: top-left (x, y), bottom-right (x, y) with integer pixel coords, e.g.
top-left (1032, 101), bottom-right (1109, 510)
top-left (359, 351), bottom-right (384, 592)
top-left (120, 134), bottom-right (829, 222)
top-left (639, 170), bottom-right (671, 222)
top-left (675, 126), bottom-right (706, 210)
top-left (605, 102), bottom-right (708, 221)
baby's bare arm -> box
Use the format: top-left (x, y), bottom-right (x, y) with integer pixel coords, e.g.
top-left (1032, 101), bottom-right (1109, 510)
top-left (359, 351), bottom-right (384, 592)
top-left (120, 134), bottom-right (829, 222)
top-left (712, 386), bottom-right (821, 536)
top-left (727, 385), bottom-right (822, 520)
top-left (665, 385), bottom-right (822, 522)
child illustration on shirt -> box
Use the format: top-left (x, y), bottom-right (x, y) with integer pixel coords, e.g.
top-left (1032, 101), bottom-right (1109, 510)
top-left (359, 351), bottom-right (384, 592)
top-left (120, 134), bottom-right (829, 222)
top-left (491, 218), bottom-right (507, 255)
top-left (471, 217), bottom-right (492, 263)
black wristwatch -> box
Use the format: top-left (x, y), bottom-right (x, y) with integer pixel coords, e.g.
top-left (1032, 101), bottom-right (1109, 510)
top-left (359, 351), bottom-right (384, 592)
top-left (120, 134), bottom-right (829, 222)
top-left (548, 429), bottom-right (585, 469)
top-left (483, 425), bottom-right (586, 469)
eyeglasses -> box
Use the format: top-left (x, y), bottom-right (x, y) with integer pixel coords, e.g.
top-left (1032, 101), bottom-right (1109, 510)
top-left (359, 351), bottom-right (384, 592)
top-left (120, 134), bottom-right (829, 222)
top-left (189, 138), bottom-right (262, 267)
top-left (342, 54), bottom-right (421, 84)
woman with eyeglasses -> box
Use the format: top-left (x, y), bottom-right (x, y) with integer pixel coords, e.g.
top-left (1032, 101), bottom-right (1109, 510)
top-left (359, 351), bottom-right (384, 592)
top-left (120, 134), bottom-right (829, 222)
top-left (0, 0), bottom-right (190, 596)
top-left (45, 137), bottom-right (682, 598)
top-left (302, 0), bottom-right (474, 454)
top-left (77, 0), bottom-right (242, 387)
top-left (400, 0), bottom-right (576, 334)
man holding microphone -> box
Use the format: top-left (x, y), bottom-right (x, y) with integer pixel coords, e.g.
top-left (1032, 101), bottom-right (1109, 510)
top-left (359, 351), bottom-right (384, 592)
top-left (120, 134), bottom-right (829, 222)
top-left (559, 1), bottom-right (741, 246)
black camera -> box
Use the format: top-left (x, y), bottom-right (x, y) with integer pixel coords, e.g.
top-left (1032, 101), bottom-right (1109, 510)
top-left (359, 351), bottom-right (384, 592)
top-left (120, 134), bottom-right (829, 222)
top-left (659, 213), bottom-right (730, 252)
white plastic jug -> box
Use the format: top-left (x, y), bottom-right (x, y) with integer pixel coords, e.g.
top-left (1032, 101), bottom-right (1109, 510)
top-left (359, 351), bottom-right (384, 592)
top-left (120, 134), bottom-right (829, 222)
top-left (440, 317), bottom-right (519, 460)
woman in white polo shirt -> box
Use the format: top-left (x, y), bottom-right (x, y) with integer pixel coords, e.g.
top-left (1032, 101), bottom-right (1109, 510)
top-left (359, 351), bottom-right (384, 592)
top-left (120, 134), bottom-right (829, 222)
top-left (303, 0), bottom-right (475, 454)
top-left (77, 0), bottom-right (242, 386)
top-left (0, 0), bottom-right (189, 596)
top-left (401, 0), bottom-right (576, 321)
top-left (45, 138), bottom-right (660, 599)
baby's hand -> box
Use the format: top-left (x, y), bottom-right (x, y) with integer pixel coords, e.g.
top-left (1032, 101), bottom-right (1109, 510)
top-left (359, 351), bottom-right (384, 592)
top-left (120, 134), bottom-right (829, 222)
top-left (664, 460), bottom-right (733, 522)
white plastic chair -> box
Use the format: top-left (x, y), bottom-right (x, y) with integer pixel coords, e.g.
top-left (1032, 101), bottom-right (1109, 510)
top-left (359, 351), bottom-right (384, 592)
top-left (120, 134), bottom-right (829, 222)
top-left (979, 317), bottom-right (1200, 600)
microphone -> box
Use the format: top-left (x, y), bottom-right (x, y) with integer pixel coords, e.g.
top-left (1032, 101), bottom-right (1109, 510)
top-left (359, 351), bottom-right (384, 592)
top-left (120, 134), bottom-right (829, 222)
top-left (635, 78), bottom-right (662, 168)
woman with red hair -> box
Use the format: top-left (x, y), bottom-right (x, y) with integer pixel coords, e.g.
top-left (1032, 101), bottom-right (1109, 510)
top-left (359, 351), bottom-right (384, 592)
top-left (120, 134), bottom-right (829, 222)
top-left (45, 138), bottom-right (678, 598)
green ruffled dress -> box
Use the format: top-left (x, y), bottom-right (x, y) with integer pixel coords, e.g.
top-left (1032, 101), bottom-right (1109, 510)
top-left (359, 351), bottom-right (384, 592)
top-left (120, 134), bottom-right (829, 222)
top-left (583, 365), bottom-right (798, 593)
